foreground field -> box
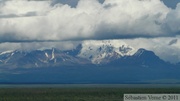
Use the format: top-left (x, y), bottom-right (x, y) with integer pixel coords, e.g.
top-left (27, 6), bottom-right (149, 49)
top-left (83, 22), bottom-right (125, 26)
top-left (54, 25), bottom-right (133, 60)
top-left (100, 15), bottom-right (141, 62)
top-left (0, 88), bottom-right (180, 101)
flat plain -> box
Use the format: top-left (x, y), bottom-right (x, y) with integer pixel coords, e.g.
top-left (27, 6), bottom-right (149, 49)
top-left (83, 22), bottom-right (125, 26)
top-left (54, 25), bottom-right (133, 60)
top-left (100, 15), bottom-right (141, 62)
top-left (0, 87), bottom-right (180, 101)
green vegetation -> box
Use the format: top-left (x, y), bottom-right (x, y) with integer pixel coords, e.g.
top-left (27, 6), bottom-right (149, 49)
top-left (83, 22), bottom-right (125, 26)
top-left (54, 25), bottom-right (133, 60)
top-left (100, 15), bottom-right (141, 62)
top-left (0, 88), bottom-right (180, 101)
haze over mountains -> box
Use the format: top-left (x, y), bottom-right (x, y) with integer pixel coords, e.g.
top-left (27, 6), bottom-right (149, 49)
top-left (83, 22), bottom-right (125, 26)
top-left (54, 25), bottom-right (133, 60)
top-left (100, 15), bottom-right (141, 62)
top-left (0, 40), bottom-right (176, 68)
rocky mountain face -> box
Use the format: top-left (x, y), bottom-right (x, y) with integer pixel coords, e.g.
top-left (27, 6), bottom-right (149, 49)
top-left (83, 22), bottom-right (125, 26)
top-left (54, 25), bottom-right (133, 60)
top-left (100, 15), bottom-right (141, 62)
top-left (108, 48), bottom-right (172, 67)
top-left (0, 40), bottom-right (176, 68)
top-left (0, 40), bottom-right (179, 84)
top-left (0, 48), bottom-right (91, 69)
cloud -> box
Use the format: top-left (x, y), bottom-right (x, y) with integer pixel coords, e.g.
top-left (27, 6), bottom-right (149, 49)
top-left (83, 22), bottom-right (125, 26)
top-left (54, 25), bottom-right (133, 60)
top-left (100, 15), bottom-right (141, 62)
top-left (163, 3), bottom-right (180, 35)
top-left (0, 12), bottom-right (38, 19)
top-left (1, 37), bottom-right (180, 63)
top-left (0, 0), bottom-right (180, 42)
top-left (124, 37), bottom-right (180, 63)
top-left (0, 41), bottom-right (79, 52)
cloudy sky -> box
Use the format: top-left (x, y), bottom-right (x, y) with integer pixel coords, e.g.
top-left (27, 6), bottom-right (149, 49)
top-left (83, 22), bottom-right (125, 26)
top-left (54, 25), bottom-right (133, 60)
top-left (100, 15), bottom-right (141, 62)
top-left (0, 0), bottom-right (180, 63)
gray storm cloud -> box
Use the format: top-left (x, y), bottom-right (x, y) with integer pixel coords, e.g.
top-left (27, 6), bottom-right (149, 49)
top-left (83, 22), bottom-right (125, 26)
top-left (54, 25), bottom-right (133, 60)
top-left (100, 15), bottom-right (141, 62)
top-left (0, 0), bottom-right (179, 42)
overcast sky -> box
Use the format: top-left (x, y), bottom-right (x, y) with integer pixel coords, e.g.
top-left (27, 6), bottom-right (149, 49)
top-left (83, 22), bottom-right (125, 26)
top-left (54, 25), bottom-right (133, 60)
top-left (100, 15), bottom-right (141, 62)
top-left (0, 0), bottom-right (180, 63)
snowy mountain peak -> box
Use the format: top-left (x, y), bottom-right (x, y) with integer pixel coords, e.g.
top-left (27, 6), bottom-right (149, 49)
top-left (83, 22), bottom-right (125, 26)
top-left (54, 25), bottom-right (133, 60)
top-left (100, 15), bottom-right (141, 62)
top-left (0, 42), bottom-right (175, 68)
top-left (78, 40), bottom-right (137, 64)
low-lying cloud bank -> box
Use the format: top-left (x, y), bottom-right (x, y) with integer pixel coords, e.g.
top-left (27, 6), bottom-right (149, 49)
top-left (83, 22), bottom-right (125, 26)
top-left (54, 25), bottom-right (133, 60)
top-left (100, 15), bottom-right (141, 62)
top-left (0, 0), bottom-right (180, 42)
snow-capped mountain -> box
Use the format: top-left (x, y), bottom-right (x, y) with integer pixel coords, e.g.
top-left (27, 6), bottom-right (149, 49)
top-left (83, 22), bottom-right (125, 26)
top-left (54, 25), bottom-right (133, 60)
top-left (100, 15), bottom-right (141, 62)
top-left (109, 48), bottom-right (172, 67)
top-left (0, 40), bottom-right (174, 68)
top-left (78, 40), bottom-right (137, 64)
top-left (0, 48), bottom-right (91, 68)
top-left (0, 40), bottom-right (179, 84)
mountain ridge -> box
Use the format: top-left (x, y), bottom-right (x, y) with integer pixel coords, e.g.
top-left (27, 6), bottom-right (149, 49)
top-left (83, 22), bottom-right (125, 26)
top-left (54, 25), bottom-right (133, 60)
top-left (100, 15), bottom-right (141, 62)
top-left (0, 41), bottom-right (179, 84)
top-left (0, 41), bottom-right (176, 68)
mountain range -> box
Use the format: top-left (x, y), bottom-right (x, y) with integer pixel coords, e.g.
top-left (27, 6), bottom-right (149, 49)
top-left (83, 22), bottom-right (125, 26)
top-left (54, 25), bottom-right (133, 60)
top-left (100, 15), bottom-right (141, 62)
top-left (0, 40), bottom-right (179, 84)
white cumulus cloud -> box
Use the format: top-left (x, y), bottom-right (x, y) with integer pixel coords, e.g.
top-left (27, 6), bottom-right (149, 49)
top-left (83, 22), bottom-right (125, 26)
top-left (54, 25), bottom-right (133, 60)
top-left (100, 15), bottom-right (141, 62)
top-left (0, 0), bottom-right (179, 42)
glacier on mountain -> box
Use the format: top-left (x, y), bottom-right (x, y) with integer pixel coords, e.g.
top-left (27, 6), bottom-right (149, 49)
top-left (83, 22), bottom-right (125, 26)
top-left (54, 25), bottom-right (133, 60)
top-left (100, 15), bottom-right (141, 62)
top-left (78, 40), bottom-right (137, 64)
